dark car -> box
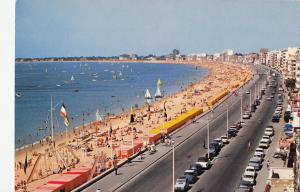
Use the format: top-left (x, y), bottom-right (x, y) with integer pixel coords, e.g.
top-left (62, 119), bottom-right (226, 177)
top-left (206, 146), bottom-right (217, 159)
top-left (228, 128), bottom-right (238, 137)
top-left (210, 142), bottom-right (221, 152)
top-left (284, 111), bottom-right (291, 123)
top-left (272, 114), bottom-right (280, 122)
top-left (190, 163), bottom-right (203, 175)
top-left (238, 180), bottom-right (253, 191)
top-left (184, 169), bottom-right (198, 183)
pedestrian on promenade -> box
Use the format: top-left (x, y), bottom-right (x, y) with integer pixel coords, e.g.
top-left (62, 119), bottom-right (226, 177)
top-left (247, 140), bottom-right (251, 151)
top-left (267, 159), bottom-right (270, 169)
top-left (113, 157), bottom-right (118, 175)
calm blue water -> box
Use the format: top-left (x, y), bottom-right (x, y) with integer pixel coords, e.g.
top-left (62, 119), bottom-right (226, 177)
top-left (15, 62), bottom-right (207, 149)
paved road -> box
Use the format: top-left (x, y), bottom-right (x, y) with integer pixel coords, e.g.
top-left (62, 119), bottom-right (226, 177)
top-left (114, 67), bottom-right (275, 192)
top-left (80, 65), bottom-right (272, 192)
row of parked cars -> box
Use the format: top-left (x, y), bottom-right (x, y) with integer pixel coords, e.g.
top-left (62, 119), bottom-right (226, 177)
top-left (174, 121), bottom-right (244, 191)
top-left (236, 126), bottom-right (275, 192)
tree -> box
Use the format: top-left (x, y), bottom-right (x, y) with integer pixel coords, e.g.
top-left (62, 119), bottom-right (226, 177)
top-left (285, 78), bottom-right (296, 91)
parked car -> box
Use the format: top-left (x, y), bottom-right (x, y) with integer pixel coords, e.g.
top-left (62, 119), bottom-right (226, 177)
top-left (228, 128), bottom-right (238, 137)
top-left (183, 169), bottom-right (198, 183)
top-left (238, 180), bottom-right (253, 191)
top-left (262, 135), bottom-right (272, 144)
top-left (220, 135), bottom-right (230, 144)
top-left (267, 97), bottom-right (272, 101)
top-left (246, 90), bottom-right (250, 94)
top-left (264, 128), bottom-right (274, 136)
top-left (258, 140), bottom-right (269, 149)
top-left (210, 142), bottom-right (221, 152)
top-left (242, 173), bottom-right (255, 185)
top-left (175, 176), bottom-right (190, 191)
top-left (255, 147), bottom-right (265, 157)
top-left (248, 158), bottom-right (261, 171)
top-left (213, 138), bottom-right (224, 148)
top-left (253, 152), bottom-right (264, 163)
top-left (190, 163), bottom-right (203, 175)
top-left (245, 166), bottom-right (257, 177)
top-left (243, 112), bottom-right (251, 119)
top-left (196, 156), bottom-right (212, 169)
top-left (272, 115), bottom-right (280, 123)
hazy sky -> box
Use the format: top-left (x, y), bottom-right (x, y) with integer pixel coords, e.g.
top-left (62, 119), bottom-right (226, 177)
top-left (16, 0), bottom-right (300, 58)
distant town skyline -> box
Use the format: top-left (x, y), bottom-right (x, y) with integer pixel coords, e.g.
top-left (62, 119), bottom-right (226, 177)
top-left (16, 0), bottom-right (300, 58)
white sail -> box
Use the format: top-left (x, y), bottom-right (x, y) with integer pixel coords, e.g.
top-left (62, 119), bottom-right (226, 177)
top-left (96, 109), bottom-right (102, 122)
top-left (119, 71), bottom-right (122, 76)
top-left (71, 75), bottom-right (75, 81)
top-left (155, 86), bottom-right (162, 98)
top-left (145, 89), bottom-right (152, 99)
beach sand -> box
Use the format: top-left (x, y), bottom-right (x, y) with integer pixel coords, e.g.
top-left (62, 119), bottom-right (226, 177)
top-left (14, 61), bottom-right (251, 191)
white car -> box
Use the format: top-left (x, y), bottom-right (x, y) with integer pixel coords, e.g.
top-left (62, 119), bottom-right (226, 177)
top-left (242, 112), bottom-right (251, 119)
top-left (174, 177), bottom-right (189, 191)
top-left (242, 172), bottom-right (255, 185)
top-left (276, 106), bottom-right (283, 111)
top-left (195, 157), bottom-right (211, 169)
top-left (267, 97), bottom-right (272, 101)
top-left (253, 152), bottom-right (264, 162)
top-left (220, 135), bottom-right (229, 144)
top-left (265, 128), bottom-right (274, 136)
top-left (245, 165), bottom-right (256, 177)
top-left (262, 135), bottom-right (272, 143)
top-left (259, 140), bottom-right (269, 148)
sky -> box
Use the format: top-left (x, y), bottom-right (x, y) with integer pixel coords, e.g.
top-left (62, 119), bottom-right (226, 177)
top-left (15, 0), bottom-right (300, 58)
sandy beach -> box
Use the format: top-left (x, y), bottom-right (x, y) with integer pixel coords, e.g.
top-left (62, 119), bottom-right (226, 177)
top-left (14, 61), bottom-right (251, 191)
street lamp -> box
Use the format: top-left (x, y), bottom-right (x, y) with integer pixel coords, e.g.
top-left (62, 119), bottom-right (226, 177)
top-left (240, 90), bottom-right (243, 124)
top-left (226, 103), bottom-right (229, 138)
top-left (172, 140), bottom-right (175, 192)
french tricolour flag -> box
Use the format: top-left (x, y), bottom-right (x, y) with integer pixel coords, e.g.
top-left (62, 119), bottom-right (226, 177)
top-left (60, 103), bottom-right (70, 127)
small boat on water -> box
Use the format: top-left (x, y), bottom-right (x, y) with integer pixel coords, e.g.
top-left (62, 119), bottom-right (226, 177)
top-left (92, 79), bottom-right (97, 82)
top-left (104, 69), bottom-right (109, 72)
top-left (16, 92), bottom-right (22, 98)
top-left (73, 89), bottom-right (79, 92)
top-left (155, 79), bottom-right (163, 98)
top-left (155, 87), bottom-right (162, 98)
top-left (144, 89), bottom-right (152, 99)
top-left (45, 68), bottom-right (48, 73)
top-left (80, 71), bottom-right (85, 75)
top-left (119, 71), bottom-right (122, 77)
top-left (56, 84), bottom-right (61, 87)
top-left (71, 75), bottom-right (75, 81)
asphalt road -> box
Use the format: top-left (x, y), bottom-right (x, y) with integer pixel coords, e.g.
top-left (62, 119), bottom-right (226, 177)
top-left (115, 66), bottom-right (276, 192)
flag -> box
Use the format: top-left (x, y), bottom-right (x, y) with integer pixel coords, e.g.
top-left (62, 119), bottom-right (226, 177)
top-left (60, 103), bottom-right (70, 127)
top-left (24, 152), bottom-right (28, 174)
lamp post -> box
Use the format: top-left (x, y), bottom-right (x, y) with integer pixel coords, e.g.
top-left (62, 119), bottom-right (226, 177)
top-left (240, 90), bottom-right (243, 123)
top-left (172, 140), bottom-right (175, 192)
top-left (226, 103), bottom-right (229, 138)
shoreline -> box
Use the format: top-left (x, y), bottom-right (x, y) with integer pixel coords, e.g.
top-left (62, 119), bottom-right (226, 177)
top-left (15, 61), bottom-right (209, 152)
top-left (15, 61), bottom-right (251, 191)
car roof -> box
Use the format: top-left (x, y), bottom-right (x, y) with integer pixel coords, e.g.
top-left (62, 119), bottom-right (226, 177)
top-left (246, 165), bottom-right (255, 170)
top-left (185, 169), bottom-right (196, 173)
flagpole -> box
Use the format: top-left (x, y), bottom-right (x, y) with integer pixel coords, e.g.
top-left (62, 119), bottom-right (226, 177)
top-left (51, 96), bottom-right (54, 148)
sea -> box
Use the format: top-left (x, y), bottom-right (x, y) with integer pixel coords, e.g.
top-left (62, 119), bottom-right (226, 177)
top-left (15, 62), bottom-right (208, 149)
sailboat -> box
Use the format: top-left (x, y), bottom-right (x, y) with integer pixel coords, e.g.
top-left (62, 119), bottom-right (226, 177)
top-left (70, 75), bottom-right (75, 81)
top-left (144, 89), bottom-right (152, 99)
top-left (16, 92), bottom-right (22, 98)
top-left (155, 87), bottom-right (162, 98)
top-left (119, 71), bottom-right (122, 77)
top-left (155, 79), bottom-right (162, 98)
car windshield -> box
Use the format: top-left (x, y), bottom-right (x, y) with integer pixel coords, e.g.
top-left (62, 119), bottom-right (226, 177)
top-left (176, 179), bottom-right (186, 183)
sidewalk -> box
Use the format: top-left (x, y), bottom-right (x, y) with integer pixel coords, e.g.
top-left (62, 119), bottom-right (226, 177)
top-left (254, 92), bottom-right (287, 192)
